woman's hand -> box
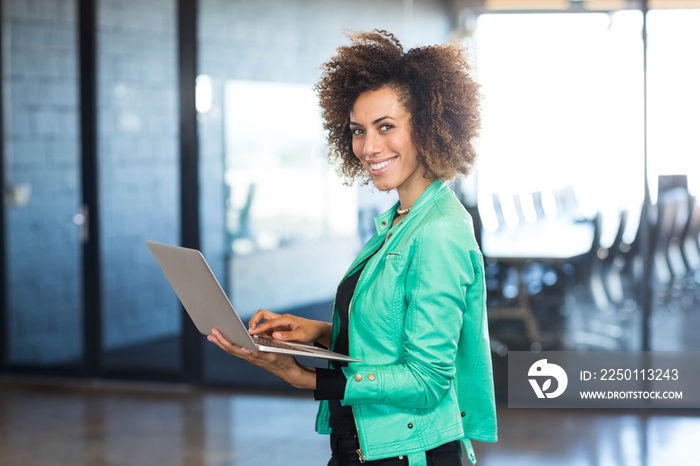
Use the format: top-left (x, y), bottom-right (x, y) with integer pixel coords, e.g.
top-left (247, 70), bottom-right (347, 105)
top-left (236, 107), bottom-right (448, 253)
top-left (207, 328), bottom-right (316, 390)
top-left (248, 309), bottom-right (332, 349)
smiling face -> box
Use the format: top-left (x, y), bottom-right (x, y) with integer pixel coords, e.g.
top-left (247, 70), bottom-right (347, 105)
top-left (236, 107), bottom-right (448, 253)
top-left (350, 86), bottom-right (433, 206)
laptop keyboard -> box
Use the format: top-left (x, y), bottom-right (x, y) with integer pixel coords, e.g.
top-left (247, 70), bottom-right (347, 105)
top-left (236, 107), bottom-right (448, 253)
top-left (254, 336), bottom-right (313, 353)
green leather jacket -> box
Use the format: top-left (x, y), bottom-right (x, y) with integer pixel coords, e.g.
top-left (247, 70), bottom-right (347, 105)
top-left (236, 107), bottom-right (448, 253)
top-left (315, 180), bottom-right (498, 465)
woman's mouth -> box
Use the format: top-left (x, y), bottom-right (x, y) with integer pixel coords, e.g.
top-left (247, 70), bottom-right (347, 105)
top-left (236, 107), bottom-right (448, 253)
top-left (367, 156), bottom-right (397, 175)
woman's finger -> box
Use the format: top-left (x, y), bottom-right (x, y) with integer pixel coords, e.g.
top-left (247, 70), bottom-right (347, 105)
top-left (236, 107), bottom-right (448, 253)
top-left (248, 309), bottom-right (279, 331)
top-left (269, 327), bottom-right (307, 342)
top-left (209, 328), bottom-right (284, 366)
top-left (249, 315), bottom-right (294, 335)
top-left (208, 328), bottom-right (256, 359)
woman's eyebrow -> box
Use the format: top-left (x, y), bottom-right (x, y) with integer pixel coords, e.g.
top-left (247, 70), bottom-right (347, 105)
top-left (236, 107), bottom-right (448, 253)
top-left (349, 116), bottom-right (396, 126)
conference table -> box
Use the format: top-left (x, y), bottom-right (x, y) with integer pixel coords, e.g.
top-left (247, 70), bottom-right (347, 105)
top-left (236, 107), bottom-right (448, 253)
top-left (479, 217), bottom-right (597, 346)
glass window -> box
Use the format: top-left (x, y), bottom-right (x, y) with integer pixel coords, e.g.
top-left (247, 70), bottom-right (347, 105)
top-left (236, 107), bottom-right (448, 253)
top-left (647, 9), bottom-right (700, 200)
top-left (223, 80), bottom-right (359, 316)
top-left (646, 8), bottom-right (700, 351)
top-left (473, 11), bottom-right (645, 352)
top-left (475, 12), bottom-right (645, 219)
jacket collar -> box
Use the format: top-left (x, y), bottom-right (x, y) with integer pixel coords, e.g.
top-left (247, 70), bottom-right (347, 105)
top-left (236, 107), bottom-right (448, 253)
top-left (373, 180), bottom-right (450, 235)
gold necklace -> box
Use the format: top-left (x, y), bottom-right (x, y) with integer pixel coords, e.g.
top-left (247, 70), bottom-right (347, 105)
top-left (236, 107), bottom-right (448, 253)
top-left (396, 205), bottom-right (411, 216)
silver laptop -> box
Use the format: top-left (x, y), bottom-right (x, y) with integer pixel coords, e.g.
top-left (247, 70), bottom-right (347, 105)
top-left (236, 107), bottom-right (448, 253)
top-left (146, 241), bottom-right (359, 362)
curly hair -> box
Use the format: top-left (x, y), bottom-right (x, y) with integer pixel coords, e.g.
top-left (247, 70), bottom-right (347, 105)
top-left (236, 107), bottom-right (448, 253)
top-left (315, 29), bottom-right (481, 185)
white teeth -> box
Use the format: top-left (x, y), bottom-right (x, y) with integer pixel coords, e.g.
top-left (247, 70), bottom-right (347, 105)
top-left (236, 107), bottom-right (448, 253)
top-left (370, 159), bottom-right (393, 171)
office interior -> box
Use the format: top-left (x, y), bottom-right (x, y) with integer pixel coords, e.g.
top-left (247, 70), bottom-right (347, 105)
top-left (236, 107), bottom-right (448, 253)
top-left (1, 0), bottom-right (700, 464)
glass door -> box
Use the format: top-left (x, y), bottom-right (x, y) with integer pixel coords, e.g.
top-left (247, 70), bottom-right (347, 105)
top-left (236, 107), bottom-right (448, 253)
top-left (2, 0), bottom-right (84, 370)
top-left (96, 0), bottom-right (183, 375)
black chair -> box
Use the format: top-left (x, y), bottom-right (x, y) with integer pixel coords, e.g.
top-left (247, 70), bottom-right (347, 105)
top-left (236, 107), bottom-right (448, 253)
top-left (531, 191), bottom-right (548, 221)
top-left (680, 195), bottom-right (700, 274)
top-left (229, 183), bottom-right (257, 245)
top-left (600, 209), bottom-right (629, 306)
top-left (615, 202), bottom-right (644, 293)
top-left (588, 209), bottom-right (628, 311)
top-left (666, 190), bottom-right (692, 282)
top-left (651, 191), bottom-right (680, 288)
top-left (553, 185), bottom-right (581, 219)
top-left (491, 192), bottom-right (506, 230)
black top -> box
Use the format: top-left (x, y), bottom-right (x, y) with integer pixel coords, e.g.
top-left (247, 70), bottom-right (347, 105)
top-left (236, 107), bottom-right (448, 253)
top-left (313, 264), bottom-right (364, 433)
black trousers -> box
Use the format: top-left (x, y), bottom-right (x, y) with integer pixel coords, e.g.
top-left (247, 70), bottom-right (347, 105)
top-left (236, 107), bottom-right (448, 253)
top-left (327, 432), bottom-right (462, 466)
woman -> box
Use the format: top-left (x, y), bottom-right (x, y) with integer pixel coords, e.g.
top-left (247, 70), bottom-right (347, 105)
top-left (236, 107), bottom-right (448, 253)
top-left (208, 30), bottom-right (497, 466)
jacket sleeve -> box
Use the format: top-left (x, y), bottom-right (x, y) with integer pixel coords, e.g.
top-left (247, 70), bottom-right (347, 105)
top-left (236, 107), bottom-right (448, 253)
top-left (341, 218), bottom-right (479, 409)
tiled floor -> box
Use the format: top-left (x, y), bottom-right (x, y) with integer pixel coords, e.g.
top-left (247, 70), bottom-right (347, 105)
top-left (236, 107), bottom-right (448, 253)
top-left (1, 377), bottom-right (700, 466)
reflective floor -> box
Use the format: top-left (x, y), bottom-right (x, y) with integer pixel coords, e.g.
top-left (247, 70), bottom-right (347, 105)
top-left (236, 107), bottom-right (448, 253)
top-left (1, 377), bottom-right (700, 466)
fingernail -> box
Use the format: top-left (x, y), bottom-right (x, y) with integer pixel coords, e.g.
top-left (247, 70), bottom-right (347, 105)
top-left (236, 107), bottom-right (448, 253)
top-left (273, 332), bottom-right (282, 339)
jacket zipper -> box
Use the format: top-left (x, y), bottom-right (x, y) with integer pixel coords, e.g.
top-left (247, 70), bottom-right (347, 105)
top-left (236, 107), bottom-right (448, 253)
top-left (348, 300), bottom-right (366, 463)
top-left (352, 426), bottom-right (366, 463)
top-left (356, 446), bottom-right (366, 463)
top-left (350, 284), bottom-right (365, 464)
top-left (347, 234), bottom-right (387, 465)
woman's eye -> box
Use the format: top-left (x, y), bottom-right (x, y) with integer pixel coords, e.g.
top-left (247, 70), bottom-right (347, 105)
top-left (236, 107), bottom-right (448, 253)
top-left (351, 128), bottom-right (364, 136)
top-left (379, 124), bottom-right (394, 131)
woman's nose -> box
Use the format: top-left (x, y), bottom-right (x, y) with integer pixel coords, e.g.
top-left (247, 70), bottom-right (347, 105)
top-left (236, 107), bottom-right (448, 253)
top-left (363, 131), bottom-right (381, 157)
